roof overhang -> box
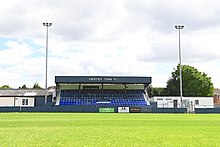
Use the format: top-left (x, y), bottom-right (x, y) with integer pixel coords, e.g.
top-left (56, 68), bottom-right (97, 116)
top-left (55, 76), bottom-right (152, 85)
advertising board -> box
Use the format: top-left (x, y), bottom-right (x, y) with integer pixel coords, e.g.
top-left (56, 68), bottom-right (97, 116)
top-left (99, 108), bottom-right (114, 113)
top-left (129, 107), bottom-right (141, 113)
top-left (118, 107), bottom-right (129, 113)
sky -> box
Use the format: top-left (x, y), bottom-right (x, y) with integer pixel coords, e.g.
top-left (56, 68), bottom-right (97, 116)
top-left (0, 0), bottom-right (220, 88)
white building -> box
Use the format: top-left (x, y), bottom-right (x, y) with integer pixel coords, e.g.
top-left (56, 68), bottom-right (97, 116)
top-left (0, 90), bottom-right (37, 107)
top-left (153, 96), bottom-right (214, 109)
top-left (0, 89), bottom-right (53, 107)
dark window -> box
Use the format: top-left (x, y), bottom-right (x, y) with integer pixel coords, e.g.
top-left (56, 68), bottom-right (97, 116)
top-left (22, 99), bottom-right (29, 105)
top-left (195, 100), bottom-right (199, 105)
top-left (173, 100), bottom-right (178, 108)
top-left (22, 99), bottom-right (25, 105)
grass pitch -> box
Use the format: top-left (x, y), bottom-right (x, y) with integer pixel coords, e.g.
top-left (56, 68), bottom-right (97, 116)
top-left (0, 113), bottom-right (220, 146)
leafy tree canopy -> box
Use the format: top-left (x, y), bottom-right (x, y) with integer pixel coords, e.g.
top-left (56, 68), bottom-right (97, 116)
top-left (0, 85), bottom-right (11, 89)
top-left (166, 64), bottom-right (214, 97)
top-left (32, 83), bottom-right (43, 89)
top-left (19, 85), bottom-right (29, 89)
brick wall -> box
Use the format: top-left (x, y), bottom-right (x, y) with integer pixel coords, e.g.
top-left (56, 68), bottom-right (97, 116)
top-left (214, 95), bottom-right (220, 104)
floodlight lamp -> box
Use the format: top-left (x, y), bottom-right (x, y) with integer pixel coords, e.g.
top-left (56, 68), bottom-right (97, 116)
top-left (175, 25), bottom-right (184, 29)
top-left (43, 22), bottom-right (52, 27)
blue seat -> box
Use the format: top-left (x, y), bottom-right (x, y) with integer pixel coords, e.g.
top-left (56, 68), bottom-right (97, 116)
top-left (59, 89), bottom-right (147, 106)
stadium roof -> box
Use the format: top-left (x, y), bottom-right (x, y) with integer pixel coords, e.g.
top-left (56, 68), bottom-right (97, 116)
top-left (55, 76), bottom-right (152, 85)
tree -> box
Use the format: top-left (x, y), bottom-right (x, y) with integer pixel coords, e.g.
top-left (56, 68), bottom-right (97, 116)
top-left (19, 85), bottom-right (29, 89)
top-left (0, 85), bottom-right (11, 89)
top-left (166, 64), bottom-right (214, 96)
top-left (33, 82), bottom-right (43, 89)
top-left (152, 87), bottom-right (168, 96)
top-left (146, 85), bottom-right (169, 97)
top-left (146, 84), bottom-right (153, 98)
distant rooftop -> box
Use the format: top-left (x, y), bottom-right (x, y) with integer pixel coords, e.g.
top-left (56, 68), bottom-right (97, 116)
top-left (215, 88), bottom-right (220, 95)
top-left (0, 89), bottom-right (54, 97)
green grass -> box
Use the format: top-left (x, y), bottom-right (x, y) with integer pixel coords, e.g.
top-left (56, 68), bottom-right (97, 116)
top-left (0, 113), bottom-right (220, 146)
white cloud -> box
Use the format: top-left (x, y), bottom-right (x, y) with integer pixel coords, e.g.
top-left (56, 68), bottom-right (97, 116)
top-left (0, 40), bottom-right (44, 87)
top-left (125, 0), bottom-right (220, 32)
top-left (0, 0), bottom-right (220, 88)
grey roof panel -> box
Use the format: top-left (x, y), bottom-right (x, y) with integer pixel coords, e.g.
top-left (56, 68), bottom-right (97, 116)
top-left (0, 89), bottom-right (54, 97)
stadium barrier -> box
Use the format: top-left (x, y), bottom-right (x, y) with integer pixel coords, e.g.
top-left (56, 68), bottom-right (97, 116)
top-left (195, 108), bottom-right (220, 113)
top-left (141, 107), bottom-right (152, 113)
top-left (0, 107), bottom-right (20, 112)
top-left (4, 106), bottom-right (220, 113)
top-left (152, 108), bottom-right (187, 113)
